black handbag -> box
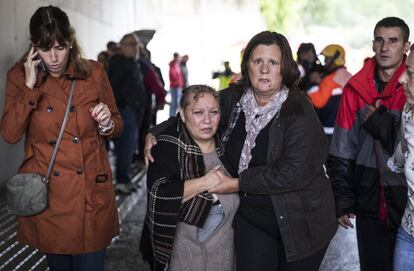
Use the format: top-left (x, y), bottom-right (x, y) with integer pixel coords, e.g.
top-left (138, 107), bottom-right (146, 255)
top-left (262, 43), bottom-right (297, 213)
top-left (6, 80), bottom-right (76, 216)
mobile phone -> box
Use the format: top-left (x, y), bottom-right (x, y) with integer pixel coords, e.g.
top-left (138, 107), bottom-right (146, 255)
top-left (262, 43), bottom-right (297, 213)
top-left (34, 54), bottom-right (47, 74)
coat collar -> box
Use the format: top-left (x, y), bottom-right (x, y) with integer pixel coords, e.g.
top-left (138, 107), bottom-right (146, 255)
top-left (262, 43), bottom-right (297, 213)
top-left (37, 63), bottom-right (85, 103)
top-left (348, 55), bottom-right (406, 105)
top-left (61, 63), bottom-right (87, 80)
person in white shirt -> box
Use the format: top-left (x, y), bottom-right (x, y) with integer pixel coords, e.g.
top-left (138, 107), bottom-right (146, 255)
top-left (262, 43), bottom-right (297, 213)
top-left (388, 43), bottom-right (414, 271)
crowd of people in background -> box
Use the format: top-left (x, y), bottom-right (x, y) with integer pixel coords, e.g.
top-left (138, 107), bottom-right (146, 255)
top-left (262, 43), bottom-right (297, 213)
top-left (95, 37), bottom-right (196, 193)
top-left (95, 33), bottom-right (168, 194)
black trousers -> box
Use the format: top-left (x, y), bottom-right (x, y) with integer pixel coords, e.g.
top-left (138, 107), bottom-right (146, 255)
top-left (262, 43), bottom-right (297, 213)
top-left (356, 216), bottom-right (396, 271)
top-left (234, 215), bottom-right (328, 271)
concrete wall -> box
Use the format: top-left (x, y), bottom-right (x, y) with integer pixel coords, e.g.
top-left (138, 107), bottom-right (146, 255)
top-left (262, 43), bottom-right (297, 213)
top-left (0, 0), bottom-right (157, 186)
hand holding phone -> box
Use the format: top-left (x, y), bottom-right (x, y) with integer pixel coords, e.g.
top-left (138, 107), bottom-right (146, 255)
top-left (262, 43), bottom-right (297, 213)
top-left (24, 46), bottom-right (45, 89)
top-left (34, 54), bottom-right (46, 74)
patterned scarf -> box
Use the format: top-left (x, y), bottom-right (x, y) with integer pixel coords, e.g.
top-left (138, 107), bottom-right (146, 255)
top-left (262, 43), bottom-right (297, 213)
top-left (238, 87), bottom-right (289, 173)
top-left (177, 118), bottom-right (216, 226)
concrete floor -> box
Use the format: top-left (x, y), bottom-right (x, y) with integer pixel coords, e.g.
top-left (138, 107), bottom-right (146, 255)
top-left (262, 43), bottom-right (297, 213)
top-left (105, 179), bottom-right (150, 271)
top-left (320, 222), bottom-right (360, 271)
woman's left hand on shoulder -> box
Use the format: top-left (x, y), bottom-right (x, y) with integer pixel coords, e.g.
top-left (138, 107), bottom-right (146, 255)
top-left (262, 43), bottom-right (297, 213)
top-left (90, 102), bottom-right (112, 127)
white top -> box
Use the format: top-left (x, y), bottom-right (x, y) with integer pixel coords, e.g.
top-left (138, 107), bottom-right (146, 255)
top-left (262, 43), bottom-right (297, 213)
top-left (388, 102), bottom-right (414, 237)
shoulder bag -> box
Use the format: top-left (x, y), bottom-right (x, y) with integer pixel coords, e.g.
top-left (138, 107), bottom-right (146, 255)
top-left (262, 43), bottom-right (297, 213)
top-left (6, 79), bottom-right (76, 216)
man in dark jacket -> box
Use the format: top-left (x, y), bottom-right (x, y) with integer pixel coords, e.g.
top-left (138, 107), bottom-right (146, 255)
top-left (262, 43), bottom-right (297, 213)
top-left (108, 33), bottom-right (147, 194)
top-left (327, 17), bottom-right (410, 270)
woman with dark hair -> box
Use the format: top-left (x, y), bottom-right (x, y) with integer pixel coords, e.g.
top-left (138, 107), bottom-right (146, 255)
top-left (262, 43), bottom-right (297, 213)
top-left (0, 5), bottom-right (122, 270)
top-left (145, 31), bottom-right (337, 271)
top-left (212, 30), bottom-right (337, 271)
top-left (140, 85), bottom-right (239, 271)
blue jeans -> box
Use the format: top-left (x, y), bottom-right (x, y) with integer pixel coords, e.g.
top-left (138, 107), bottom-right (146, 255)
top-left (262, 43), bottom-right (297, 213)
top-left (394, 226), bottom-right (414, 271)
top-left (45, 249), bottom-right (106, 271)
top-left (113, 106), bottom-right (141, 184)
top-left (197, 204), bottom-right (224, 242)
top-left (169, 87), bottom-right (182, 117)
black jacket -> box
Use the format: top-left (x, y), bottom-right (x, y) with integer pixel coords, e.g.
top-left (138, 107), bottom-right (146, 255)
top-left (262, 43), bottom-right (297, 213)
top-left (107, 54), bottom-right (147, 113)
top-left (220, 85), bottom-right (337, 262)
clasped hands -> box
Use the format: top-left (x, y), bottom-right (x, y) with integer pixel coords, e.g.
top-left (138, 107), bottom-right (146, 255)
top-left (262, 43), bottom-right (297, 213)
top-left (204, 165), bottom-right (239, 194)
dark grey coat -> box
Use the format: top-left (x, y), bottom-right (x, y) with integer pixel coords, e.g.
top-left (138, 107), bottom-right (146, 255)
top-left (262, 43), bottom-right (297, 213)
top-left (220, 85), bottom-right (338, 262)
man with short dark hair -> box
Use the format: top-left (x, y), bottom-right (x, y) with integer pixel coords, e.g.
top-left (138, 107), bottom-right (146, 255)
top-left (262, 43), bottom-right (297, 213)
top-left (328, 17), bottom-right (411, 270)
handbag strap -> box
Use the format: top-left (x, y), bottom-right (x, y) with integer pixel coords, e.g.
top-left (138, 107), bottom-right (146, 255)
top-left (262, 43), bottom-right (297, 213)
top-left (43, 79), bottom-right (76, 183)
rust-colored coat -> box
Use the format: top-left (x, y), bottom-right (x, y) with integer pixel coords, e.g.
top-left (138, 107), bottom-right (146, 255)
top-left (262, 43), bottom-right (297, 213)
top-left (0, 60), bottom-right (123, 254)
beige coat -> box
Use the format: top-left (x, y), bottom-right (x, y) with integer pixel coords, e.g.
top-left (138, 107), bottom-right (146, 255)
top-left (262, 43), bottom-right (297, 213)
top-left (0, 60), bottom-right (123, 254)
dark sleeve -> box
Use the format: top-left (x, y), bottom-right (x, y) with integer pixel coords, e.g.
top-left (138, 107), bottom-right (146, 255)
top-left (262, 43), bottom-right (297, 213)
top-left (108, 58), bottom-right (146, 112)
top-left (147, 116), bottom-right (176, 136)
top-left (97, 64), bottom-right (123, 138)
top-left (326, 154), bottom-right (355, 218)
top-left (239, 111), bottom-right (327, 194)
top-left (147, 142), bottom-right (184, 198)
top-left (107, 58), bottom-right (130, 106)
top-left (362, 105), bottom-right (399, 154)
top-left (107, 59), bottom-right (126, 95)
top-left (144, 142), bottom-right (183, 268)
